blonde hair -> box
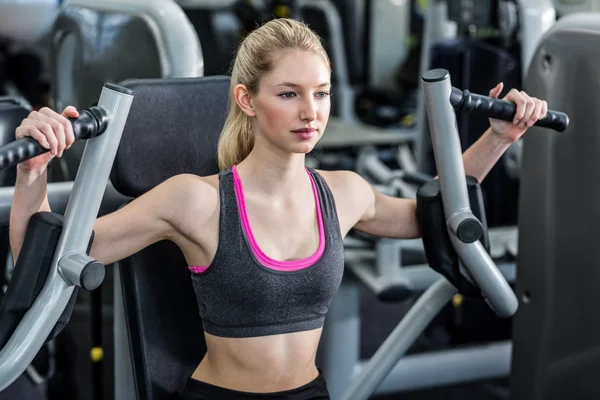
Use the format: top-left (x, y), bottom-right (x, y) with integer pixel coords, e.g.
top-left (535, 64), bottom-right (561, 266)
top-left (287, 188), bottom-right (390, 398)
top-left (217, 18), bottom-right (331, 170)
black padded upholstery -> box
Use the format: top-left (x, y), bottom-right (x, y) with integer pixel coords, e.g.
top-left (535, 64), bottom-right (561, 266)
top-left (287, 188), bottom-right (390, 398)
top-left (111, 76), bottom-right (230, 399)
top-left (111, 76), bottom-right (230, 198)
top-left (512, 17), bottom-right (600, 400)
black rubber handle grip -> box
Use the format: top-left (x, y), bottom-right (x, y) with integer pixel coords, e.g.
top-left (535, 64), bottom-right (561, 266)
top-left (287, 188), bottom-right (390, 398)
top-left (0, 106), bottom-right (109, 171)
top-left (450, 87), bottom-right (569, 132)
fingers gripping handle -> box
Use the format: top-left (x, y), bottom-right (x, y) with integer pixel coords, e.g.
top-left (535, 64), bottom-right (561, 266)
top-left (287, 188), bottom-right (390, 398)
top-left (0, 106), bottom-right (109, 171)
top-left (421, 69), bottom-right (518, 317)
top-left (449, 87), bottom-right (569, 132)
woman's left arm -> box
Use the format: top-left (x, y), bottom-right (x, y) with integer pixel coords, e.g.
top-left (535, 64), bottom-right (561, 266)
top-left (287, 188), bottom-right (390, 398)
top-left (462, 82), bottom-right (547, 182)
top-left (353, 83), bottom-right (547, 239)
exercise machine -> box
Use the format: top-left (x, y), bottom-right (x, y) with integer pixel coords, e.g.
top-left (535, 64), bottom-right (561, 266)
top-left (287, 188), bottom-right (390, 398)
top-left (0, 82), bottom-right (134, 393)
top-left (512, 12), bottom-right (600, 400)
top-left (414, 0), bottom-right (557, 229)
top-left (322, 68), bottom-right (568, 399)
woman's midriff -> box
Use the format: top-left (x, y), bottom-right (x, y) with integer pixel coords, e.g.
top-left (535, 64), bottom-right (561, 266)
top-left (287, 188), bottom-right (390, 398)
top-left (191, 328), bottom-right (323, 393)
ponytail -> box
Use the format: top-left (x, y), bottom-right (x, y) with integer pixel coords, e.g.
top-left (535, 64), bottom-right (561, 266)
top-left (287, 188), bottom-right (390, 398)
top-left (217, 85), bottom-right (254, 170)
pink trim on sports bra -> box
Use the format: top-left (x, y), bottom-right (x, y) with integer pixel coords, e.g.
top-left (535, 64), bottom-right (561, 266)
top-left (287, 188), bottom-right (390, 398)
top-left (188, 165), bottom-right (326, 273)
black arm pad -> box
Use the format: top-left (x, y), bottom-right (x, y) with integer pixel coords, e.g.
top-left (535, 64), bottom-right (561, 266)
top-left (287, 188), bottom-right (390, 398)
top-left (0, 212), bottom-right (63, 348)
top-left (0, 212), bottom-right (95, 348)
top-left (416, 177), bottom-right (490, 297)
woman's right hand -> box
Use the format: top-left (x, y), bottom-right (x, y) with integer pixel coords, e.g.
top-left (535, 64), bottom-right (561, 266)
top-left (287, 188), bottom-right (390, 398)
top-left (15, 106), bottom-right (79, 173)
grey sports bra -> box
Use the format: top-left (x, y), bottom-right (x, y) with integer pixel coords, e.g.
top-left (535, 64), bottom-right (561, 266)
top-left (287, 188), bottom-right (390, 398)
top-left (189, 165), bottom-right (345, 338)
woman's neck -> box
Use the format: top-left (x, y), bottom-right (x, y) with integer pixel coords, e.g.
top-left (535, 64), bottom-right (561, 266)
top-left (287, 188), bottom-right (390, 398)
top-left (236, 146), bottom-right (309, 198)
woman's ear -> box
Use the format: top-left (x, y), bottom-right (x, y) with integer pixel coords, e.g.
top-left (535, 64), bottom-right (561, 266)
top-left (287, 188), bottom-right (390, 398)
top-left (234, 84), bottom-right (256, 117)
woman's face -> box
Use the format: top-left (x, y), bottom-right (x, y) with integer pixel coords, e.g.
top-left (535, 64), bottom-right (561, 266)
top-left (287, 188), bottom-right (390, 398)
top-left (237, 49), bottom-right (332, 155)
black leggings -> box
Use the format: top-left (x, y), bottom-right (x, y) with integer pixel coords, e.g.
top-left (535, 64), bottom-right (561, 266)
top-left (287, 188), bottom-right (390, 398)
top-left (180, 372), bottom-right (330, 400)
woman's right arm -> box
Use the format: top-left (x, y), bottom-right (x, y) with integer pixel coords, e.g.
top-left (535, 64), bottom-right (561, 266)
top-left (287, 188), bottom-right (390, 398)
top-left (9, 106), bottom-right (218, 267)
top-left (10, 106), bottom-right (78, 262)
top-left (88, 174), bottom-right (217, 266)
top-left (9, 166), bottom-right (52, 262)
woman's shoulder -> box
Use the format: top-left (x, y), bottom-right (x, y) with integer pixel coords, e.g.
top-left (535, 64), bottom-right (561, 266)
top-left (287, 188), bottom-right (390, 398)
top-left (166, 172), bottom-right (220, 192)
top-left (310, 169), bottom-right (375, 231)
top-left (158, 173), bottom-right (220, 214)
top-left (312, 169), bottom-right (374, 210)
top-left (312, 169), bottom-right (371, 193)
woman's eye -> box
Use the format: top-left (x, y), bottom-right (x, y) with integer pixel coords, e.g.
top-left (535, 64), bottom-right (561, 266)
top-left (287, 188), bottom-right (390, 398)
top-left (279, 92), bottom-right (296, 99)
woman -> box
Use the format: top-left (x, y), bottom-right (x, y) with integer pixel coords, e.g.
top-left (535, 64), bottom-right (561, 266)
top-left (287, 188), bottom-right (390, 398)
top-left (10, 18), bottom-right (547, 400)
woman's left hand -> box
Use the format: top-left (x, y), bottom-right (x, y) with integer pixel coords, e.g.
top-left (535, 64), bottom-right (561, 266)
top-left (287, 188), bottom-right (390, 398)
top-left (488, 82), bottom-right (548, 143)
